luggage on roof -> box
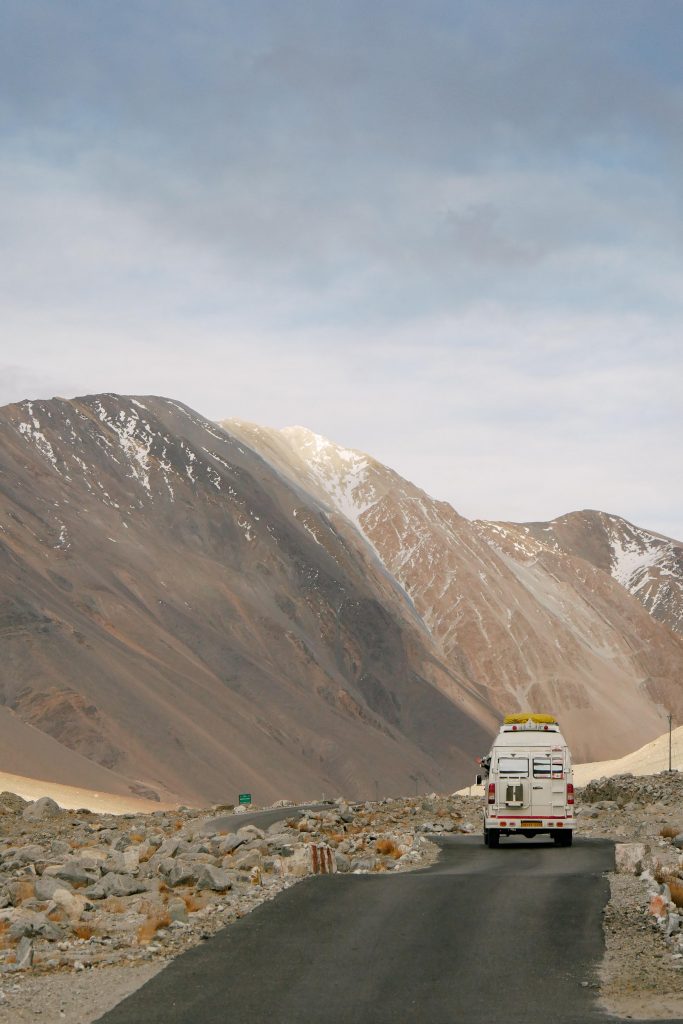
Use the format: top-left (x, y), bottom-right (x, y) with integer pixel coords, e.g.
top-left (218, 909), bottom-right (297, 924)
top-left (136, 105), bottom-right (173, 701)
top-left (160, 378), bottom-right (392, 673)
top-left (503, 713), bottom-right (557, 725)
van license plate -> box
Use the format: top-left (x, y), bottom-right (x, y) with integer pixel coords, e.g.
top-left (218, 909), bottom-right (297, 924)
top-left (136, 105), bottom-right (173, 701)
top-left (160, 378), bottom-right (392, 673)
top-left (521, 820), bottom-right (542, 827)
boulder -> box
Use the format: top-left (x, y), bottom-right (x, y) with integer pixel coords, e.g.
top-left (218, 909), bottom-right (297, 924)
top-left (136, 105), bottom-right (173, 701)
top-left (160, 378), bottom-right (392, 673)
top-left (0, 792), bottom-right (28, 814)
top-left (22, 797), bottom-right (61, 821)
top-left (34, 875), bottom-right (73, 901)
top-left (86, 873), bottom-right (147, 899)
top-left (232, 849), bottom-right (263, 871)
top-left (278, 844), bottom-right (336, 878)
top-left (55, 863), bottom-right (99, 887)
top-left (650, 893), bottom-right (668, 919)
top-left (14, 936), bottom-right (33, 969)
top-left (50, 888), bottom-right (87, 923)
top-left (615, 843), bottom-right (647, 875)
top-left (217, 834), bottom-right (247, 856)
top-left (168, 862), bottom-right (199, 888)
top-left (9, 910), bottom-right (63, 941)
top-left (196, 864), bottom-right (233, 892)
top-left (8, 845), bottom-right (45, 866)
top-left (236, 825), bottom-right (266, 841)
top-left (334, 851), bottom-right (351, 873)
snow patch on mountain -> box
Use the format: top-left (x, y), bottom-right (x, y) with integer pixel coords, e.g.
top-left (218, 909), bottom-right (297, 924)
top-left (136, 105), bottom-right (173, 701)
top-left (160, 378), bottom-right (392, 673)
top-left (280, 427), bottom-right (379, 526)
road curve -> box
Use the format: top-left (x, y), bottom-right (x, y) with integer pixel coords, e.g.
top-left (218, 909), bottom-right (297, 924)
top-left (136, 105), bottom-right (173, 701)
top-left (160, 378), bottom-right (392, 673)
top-left (96, 835), bottom-right (664, 1024)
top-left (198, 802), bottom-right (329, 836)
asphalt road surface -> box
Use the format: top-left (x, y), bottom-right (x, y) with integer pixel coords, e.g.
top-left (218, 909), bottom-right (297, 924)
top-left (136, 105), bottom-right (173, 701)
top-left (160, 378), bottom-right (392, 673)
top-left (198, 802), bottom-right (329, 837)
top-left (96, 834), bottom-right (665, 1024)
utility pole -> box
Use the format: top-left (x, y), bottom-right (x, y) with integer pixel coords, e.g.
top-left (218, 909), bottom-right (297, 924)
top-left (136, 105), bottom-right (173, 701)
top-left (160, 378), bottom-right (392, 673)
top-left (669, 712), bottom-right (673, 772)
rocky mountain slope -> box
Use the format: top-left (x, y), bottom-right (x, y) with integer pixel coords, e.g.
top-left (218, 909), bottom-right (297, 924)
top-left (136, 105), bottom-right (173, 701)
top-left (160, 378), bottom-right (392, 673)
top-left (0, 395), bottom-right (496, 805)
top-left (520, 510), bottom-right (683, 635)
top-left (226, 422), bottom-right (683, 764)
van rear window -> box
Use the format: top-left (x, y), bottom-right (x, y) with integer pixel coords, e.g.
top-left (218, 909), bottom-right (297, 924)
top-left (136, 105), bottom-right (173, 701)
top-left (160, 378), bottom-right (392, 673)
top-left (497, 757), bottom-right (529, 778)
top-left (533, 757), bottom-right (564, 779)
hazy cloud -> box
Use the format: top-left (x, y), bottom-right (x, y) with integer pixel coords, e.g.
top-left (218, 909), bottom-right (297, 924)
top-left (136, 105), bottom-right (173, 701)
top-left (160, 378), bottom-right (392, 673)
top-left (0, 1), bottom-right (681, 537)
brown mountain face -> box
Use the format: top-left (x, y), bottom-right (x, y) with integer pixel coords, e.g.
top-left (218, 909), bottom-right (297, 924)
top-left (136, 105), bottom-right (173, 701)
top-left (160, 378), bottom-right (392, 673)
top-left (227, 423), bottom-right (683, 764)
top-left (0, 395), bottom-right (495, 805)
top-left (520, 511), bottom-right (683, 636)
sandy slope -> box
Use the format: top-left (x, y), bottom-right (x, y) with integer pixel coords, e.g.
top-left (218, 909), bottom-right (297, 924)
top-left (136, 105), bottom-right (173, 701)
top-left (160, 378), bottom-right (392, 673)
top-left (0, 768), bottom-right (177, 814)
top-left (573, 725), bottom-right (683, 786)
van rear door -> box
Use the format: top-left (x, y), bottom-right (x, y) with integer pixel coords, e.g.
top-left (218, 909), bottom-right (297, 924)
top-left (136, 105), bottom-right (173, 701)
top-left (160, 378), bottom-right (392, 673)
top-left (529, 752), bottom-right (564, 819)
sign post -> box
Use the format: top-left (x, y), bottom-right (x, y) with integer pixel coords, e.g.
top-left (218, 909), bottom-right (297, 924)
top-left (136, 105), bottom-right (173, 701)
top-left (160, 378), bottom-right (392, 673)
top-left (238, 793), bottom-right (252, 806)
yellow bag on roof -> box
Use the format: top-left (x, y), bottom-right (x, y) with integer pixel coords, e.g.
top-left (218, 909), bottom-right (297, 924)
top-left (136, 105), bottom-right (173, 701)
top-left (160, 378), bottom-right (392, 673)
top-left (504, 713), bottom-right (557, 725)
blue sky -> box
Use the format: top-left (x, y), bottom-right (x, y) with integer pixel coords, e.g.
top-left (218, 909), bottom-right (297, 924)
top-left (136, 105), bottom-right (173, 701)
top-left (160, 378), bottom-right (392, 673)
top-left (1, 1), bottom-right (681, 537)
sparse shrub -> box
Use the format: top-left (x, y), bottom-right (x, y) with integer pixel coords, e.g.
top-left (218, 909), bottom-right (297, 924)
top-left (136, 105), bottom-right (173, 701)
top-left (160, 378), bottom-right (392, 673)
top-left (376, 838), bottom-right (401, 859)
top-left (102, 897), bottom-right (126, 914)
top-left (72, 924), bottom-right (95, 940)
top-left (136, 908), bottom-right (171, 945)
top-left (670, 881), bottom-right (683, 909)
top-left (182, 894), bottom-right (205, 913)
top-left (129, 833), bottom-right (145, 843)
top-left (661, 826), bottom-right (682, 839)
top-left (0, 921), bottom-right (13, 950)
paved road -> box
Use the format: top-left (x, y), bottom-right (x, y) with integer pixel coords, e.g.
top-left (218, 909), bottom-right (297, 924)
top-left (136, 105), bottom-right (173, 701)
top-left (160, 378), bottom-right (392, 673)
top-left (198, 802), bottom-right (329, 837)
top-left (96, 835), bottom-right (665, 1024)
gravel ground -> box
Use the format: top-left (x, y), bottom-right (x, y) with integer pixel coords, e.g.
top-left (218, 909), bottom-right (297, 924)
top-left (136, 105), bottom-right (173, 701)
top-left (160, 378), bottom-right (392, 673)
top-left (601, 874), bottom-right (683, 1020)
top-left (0, 963), bottom-right (163, 1023)
top-left (579, 773), bottom-right (683, 1020)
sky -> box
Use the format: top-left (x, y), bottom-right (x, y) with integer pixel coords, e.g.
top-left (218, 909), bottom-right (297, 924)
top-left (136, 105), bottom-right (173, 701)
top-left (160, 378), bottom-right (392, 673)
top-left (1, 1), bottom-right (682, 538)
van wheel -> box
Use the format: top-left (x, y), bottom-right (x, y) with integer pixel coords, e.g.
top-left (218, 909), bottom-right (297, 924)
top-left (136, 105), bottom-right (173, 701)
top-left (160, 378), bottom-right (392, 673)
top-left (488, 830), bottom-right (499, 848)
top-left (554, 831), bottom-right (572, 847)
top-left (483, 828), bottom-right (489, 846)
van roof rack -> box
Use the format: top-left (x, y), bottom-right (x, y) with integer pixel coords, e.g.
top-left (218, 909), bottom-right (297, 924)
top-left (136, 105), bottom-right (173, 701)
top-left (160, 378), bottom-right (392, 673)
top-left (503, 713), bottom-right (557, 725)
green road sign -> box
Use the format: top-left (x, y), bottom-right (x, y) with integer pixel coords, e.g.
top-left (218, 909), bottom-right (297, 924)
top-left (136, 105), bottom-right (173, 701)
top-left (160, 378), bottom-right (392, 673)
top-left (238, 793), bottom-right (252, 805)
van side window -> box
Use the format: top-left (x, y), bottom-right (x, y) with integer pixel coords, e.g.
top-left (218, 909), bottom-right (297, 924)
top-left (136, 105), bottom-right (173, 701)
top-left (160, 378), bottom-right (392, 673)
top-left (497, 757), bottom-right (529, 778)
top-left (533, 757), bottom-right (563, 779)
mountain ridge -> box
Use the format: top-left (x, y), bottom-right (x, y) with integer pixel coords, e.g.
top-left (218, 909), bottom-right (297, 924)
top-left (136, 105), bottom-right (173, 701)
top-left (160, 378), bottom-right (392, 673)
top-left (0, 394), bottom-right (495, 804)
top-left (226, 420), bottom-right (683, 764)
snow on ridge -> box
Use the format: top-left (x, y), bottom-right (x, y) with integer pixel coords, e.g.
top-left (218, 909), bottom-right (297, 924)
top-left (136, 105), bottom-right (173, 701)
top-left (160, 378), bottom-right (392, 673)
top-left (17, 403), bottom-right (60, 473)
top-left (609, 527), bottom-right (659, 589)
top-left (280, 426), bottom-right (378, 526)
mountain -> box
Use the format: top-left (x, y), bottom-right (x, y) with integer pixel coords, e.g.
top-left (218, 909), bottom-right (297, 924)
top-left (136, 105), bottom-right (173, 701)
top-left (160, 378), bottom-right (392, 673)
top-left (0, 394), bottom-right (495, 805)
top-left (520, 511), bottom-right (683, 635)
top-left (226, 422), bottom-right (683, 764)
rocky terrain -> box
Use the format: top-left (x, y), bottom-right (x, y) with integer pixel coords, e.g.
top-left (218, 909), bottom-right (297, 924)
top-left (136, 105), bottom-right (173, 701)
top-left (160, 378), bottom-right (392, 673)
top-left (228, 420), bottom-right (683, 764)
top-left (0, 788), bottom-right (473, 1022)
top-left (577, 772), bottom-right (683, 1018)
top-left (3, 773), bottom-right (683, 1020)
top-left (0, 394), bottom-right (495, 804)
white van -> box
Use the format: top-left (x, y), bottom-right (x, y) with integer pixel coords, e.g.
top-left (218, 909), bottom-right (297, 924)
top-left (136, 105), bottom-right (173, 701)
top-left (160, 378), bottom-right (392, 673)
top-left (476, 714), bottom-right (575, 847)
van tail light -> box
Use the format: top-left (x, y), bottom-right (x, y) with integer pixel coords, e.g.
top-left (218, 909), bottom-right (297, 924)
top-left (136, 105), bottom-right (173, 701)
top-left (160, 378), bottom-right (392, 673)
top-left (487, 782), bottom-right (496, 805)
top-left (566, 783), bottom-right (574, 805)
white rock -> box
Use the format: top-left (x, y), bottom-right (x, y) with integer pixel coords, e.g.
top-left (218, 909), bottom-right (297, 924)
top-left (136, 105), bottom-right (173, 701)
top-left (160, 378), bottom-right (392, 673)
top-left (51, 888), bottom-right (87, 923)
top-left (278, 843), bottom-right (337, 878)
top-left (615, 843), bottom-right (647, 874)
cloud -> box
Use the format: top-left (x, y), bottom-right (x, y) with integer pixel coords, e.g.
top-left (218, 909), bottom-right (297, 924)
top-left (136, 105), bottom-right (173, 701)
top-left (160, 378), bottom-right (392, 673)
top-left (0, 0), bottom-right (681, 539)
